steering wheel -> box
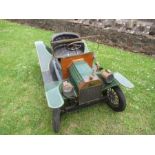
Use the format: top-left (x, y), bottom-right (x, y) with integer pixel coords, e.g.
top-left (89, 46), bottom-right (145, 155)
top-left (66, 41), bottom-right (82, 51)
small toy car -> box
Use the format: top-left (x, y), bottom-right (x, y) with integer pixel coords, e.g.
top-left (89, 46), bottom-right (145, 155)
top-left (35, 32), bottom-right (134, 132)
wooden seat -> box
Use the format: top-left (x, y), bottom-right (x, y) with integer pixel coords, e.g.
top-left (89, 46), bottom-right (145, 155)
top-left (60, 52), bottom-right (94, 79)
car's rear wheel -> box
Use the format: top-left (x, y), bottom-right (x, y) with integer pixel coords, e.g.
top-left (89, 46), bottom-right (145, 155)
top-left (106, 86), bottom-right (126, 112)
top-left (52, 108), bottom-right (61, 132)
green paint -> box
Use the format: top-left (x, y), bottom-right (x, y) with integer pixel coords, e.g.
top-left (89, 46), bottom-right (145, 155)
top-left (45, 82), bottom-right (64, 108)
top-left (69, 60), bottom-right (93, 91)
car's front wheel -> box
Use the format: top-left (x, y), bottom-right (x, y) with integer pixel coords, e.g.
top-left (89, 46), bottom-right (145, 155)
top-left (106, 86), bottom-right (126, 112)
top-left (52, 108), bottom-right (61, 132)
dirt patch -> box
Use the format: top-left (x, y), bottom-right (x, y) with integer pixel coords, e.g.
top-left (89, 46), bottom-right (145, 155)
top-left (8, 19), bottom-right (155, 56)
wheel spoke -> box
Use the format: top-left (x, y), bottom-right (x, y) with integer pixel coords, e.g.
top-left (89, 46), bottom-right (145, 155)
top-left (107, 88), bottom-right (119, 106)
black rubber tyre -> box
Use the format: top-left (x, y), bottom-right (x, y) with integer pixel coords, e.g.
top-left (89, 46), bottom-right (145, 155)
top-left (106, 86), bottom-right (126, 112)
top-left (52, 108), bottom-right (61, 132)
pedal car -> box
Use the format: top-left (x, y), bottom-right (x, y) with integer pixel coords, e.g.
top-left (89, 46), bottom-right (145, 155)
top-left (35, 32), bottom-right (134, 132)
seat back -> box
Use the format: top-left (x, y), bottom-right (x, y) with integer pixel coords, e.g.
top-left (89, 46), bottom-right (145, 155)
top-left (60, 52), bottom-right (94, 79)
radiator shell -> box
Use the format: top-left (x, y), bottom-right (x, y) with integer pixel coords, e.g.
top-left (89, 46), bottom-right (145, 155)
top-left (69, 60), bottom-right (102, 104)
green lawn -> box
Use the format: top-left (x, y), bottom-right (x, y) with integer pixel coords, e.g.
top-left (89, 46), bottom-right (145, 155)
top-left (0, 20), bottom-right (155, 134)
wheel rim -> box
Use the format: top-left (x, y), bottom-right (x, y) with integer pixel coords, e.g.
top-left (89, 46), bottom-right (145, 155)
top-left (107, 88), bottom-right (119, 107)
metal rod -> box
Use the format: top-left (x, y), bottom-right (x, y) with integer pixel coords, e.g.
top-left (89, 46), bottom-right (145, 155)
top-left (51, 35), bottom-right (101, 44)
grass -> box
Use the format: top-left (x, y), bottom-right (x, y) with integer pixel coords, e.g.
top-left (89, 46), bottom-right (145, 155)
top-left (0, 20), bottom-right (155, 134)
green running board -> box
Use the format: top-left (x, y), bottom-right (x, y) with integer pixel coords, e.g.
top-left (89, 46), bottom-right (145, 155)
top-left (35, 41), bottom-right (64, 109)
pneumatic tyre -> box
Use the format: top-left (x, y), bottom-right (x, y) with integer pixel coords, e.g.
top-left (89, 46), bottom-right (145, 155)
top-left (106, 86), bottom-right (126, 112)
top-left (52, 108), bottom-right (61, 132)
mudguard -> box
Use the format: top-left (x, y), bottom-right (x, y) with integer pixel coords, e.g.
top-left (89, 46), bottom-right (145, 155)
top-left (113, 72), bottom-right (134, 88)
top-left (35, 41), bottom-right (64, 109)
top-left (44, 81), bottom-right (64, 108)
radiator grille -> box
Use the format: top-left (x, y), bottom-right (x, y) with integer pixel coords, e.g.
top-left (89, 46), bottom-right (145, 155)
top-left (79, 85), bottom-right (102, 104)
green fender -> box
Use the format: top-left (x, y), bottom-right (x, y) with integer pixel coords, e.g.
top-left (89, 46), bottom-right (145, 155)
top-left (45, 81), bottom-right (64, 108)
top-left (35, 41), bottom-right (64, 109)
